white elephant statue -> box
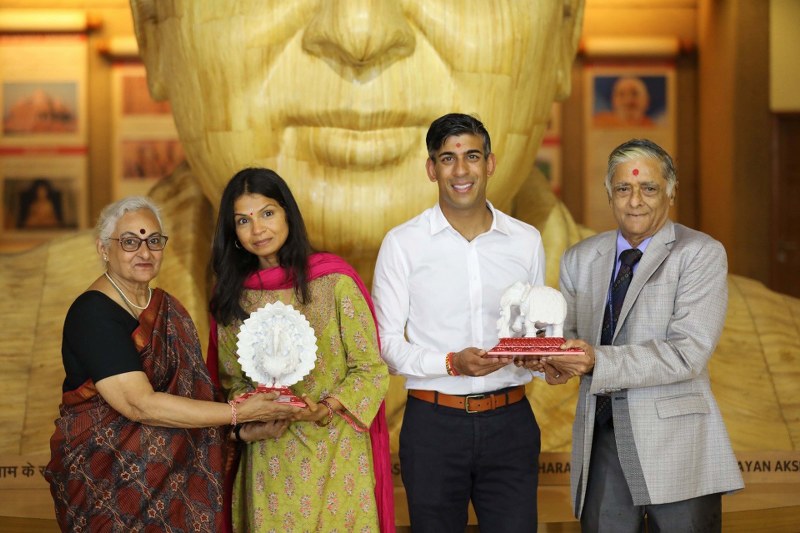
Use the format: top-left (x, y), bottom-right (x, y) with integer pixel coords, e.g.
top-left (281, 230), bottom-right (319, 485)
top-left (497, 280), bottom-right (531, 337)
top-left (497, 282), bottom-right (567, 338)
top-left (520, 285), bottom-right (567, 338)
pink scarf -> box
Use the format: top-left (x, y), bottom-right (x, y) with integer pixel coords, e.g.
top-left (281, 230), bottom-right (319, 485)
top-left (208, 252), bottom-right (395, 533)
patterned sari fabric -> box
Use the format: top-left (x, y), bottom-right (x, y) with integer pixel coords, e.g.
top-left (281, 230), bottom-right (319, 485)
top-left (45, 289), bottom-right (226, 533)
top-left (212, 254), bottom-right (391, 532)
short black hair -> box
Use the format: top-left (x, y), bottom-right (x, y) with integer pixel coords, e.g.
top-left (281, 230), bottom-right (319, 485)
top-left (425, 113), bottom-right (491, 159)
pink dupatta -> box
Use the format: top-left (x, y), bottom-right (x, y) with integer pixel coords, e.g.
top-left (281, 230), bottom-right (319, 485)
top-left (207, 252), bottom-right (395, 533)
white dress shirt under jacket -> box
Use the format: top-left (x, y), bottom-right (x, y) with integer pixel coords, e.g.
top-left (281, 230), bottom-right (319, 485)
top-left (372, 202), bottom-right (546, 395)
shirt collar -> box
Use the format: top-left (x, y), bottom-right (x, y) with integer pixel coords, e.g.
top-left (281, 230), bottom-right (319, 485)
top-left (430, 201), bottom-right (506, 236)
top-left (615, 232), bottom-right (652, 260)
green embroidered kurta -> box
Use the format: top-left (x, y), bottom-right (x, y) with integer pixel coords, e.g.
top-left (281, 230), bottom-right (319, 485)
top-left (217, 273), bottom-right (389, 532)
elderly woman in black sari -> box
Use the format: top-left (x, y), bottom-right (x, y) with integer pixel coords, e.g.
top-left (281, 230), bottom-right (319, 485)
top-left (45, 196), bottom-right (300, 532)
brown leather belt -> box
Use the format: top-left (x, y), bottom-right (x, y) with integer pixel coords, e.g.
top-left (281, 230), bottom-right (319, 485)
top-left (408, 385), bottom-right (526, 413)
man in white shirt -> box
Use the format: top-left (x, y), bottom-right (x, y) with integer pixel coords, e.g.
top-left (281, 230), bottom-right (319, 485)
top-left (372, 113), bottom-right (547, 532)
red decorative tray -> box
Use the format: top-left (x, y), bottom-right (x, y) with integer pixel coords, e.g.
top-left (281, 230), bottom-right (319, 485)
top-left (486, 337), bottom-right (584, 359)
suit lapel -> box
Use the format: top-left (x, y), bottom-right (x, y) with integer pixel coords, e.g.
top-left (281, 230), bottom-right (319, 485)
top-left (615, 220), bottom-right (676, 339)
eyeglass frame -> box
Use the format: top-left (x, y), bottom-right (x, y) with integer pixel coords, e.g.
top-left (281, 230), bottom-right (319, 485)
top-left (109, 232), bottom-right (169, 252)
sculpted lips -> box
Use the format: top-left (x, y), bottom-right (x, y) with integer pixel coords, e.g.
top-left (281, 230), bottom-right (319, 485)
top-left (284, 111), bottom-right (428, 170)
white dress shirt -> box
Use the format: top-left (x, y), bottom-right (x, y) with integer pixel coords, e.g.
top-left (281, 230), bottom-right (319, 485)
top-left (372, 202), bottom-right (545, 395)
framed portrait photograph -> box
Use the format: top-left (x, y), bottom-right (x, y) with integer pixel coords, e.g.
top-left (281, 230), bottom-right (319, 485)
top-left (591, 74), bottom-right (668, 129)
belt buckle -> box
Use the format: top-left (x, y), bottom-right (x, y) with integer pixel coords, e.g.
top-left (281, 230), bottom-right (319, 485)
top-left (464, 394), bottom-right (486, 414)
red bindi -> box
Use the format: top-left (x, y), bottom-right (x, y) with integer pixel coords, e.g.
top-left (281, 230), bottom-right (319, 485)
top-left (456, 143), bottom-right (461, 148)
top-left (139, 228), bottom-right (146, 234)
top-left (632, 168), bottom-right (639, 176)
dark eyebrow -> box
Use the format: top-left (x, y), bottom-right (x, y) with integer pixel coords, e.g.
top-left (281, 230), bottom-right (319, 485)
top-left (438, 149), bottom-right (484, 159)
top-left (233, 203), bottom-right (275, 217)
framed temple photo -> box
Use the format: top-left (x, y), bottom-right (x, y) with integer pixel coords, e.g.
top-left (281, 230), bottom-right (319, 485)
top-left (2, 81), bottom-right (78, 136)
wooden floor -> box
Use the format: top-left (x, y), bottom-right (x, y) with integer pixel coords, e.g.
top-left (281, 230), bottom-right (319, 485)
top-left (0, 517), bottom-right (59, 533)
top-left (3, 484), bottom-right (797, 532)
top-left (2, 507), bottom-right (799, 533)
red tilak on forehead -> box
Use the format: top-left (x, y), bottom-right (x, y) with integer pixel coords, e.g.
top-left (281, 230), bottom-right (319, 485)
top-left (139, 228), bottom-right (146, 234)
top-left (632, 168), bottom-right (639, 176)
top-left (456, 143), bottom-right (461, 148)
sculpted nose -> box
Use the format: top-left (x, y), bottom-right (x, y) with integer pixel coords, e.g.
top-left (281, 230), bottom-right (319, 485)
top-left (302, 0), bottom-right (415, 76)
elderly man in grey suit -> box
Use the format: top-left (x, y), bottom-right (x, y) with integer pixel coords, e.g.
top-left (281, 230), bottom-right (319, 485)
top-left (540, 138), bottom-right (743, 532)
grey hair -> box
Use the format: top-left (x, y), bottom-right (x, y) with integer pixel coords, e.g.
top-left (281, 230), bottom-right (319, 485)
top-left (95, 196), bottom-right (165, 243)
top-left (605, 138), bottom-right (677, 198)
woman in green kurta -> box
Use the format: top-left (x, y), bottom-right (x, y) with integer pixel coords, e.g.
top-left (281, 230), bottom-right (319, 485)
top-left (208, 168), bottom-right (393, 533)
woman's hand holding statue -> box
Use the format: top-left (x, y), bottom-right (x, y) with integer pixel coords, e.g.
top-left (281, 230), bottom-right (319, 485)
top-left (235, 390), bottom-right (302, 423)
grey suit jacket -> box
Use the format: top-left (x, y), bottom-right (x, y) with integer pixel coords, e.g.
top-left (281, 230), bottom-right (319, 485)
top-left (559, 220), bottom-right (744, 517)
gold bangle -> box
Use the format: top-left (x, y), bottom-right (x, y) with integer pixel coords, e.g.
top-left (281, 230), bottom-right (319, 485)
top-left (228, 400), bottom-right (238, 426)
top-left (316, 398), bottom-right (335, 427)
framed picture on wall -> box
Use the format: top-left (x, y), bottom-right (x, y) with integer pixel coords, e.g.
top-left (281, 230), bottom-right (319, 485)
top-left (537, 103), bottom-right (563, 196)
top-left (121, 139), bottom-right (185, 181)
top-left (535, 143), bottom-right (562, 197)
top-left (2, 81), bottom-right (79, 136)
top-left (2, 176), bottom-right (79, 232)
top-left (543, 102), bottom-right (561, 140)
top-left (0, 34), bottom-right (88, 148)
top-left (121, 74), bottom-right (172, 116)
top-left (111, 64), bottom-right (184, 199)
top-left (591, 74), bottom-right (668, 129)
top-left (0, 33), bottom-right (89, 249)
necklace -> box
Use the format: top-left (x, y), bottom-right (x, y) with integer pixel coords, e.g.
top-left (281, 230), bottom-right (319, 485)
top-left (104, 272), bottom-right (152, 310)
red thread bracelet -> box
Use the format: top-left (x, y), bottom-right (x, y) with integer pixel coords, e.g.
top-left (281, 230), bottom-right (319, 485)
top-left (446, 352), bottom-right (460, 376)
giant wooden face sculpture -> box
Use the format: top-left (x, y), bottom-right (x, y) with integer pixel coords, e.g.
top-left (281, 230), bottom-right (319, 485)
top-left (131, 1), bottom-right (583, 259)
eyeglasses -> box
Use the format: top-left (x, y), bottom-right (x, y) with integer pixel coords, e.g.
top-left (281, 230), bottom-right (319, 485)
top-left (112, 233), bottom-right (169, 252)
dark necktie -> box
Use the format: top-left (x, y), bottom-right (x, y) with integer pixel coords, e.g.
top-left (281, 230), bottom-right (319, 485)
top-left (596, 248), bottom-right (643, 425)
